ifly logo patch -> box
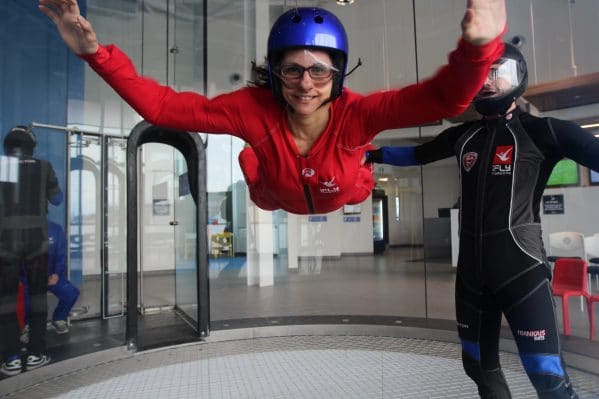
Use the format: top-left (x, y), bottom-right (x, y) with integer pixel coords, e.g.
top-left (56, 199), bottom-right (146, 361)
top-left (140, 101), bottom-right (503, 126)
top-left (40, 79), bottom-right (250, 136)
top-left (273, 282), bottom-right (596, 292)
top-left (491, 145), bottom-right (513, 175)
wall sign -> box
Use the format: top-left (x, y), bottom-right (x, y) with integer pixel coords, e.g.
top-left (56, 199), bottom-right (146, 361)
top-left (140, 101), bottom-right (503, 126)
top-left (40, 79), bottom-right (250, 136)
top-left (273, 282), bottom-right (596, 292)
top-left (542, 194), bottom-right (564, 215)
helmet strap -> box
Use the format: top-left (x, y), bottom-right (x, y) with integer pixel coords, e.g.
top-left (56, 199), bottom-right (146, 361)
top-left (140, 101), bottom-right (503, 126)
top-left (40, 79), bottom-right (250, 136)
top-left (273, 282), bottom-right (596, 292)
top-left (344, 58), bottom-right (363, 78)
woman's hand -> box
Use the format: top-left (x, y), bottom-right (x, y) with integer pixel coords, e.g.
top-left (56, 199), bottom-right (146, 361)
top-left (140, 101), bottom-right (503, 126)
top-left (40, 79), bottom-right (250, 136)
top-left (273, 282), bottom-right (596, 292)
top-left (461, 0), bottom-right (506, 46)
top-left (39, 0), bottom-right (99, 55)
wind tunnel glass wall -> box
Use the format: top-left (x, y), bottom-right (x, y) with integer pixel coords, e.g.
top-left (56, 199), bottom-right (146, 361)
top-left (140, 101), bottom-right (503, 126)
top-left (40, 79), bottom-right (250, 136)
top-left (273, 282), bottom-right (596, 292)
top-left (2, 0), bottom-right (599, 345)
top-left (206, 0), bottom-right (599, 340)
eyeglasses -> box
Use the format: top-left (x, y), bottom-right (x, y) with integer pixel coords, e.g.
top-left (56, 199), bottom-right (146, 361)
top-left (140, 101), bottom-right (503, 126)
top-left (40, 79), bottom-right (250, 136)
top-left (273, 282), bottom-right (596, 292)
top-left (276, 63), bottom-right (337, 82)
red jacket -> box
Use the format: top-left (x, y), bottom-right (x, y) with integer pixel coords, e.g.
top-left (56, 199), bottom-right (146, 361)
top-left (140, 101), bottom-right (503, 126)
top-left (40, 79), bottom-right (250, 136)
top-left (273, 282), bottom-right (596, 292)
top-left (82, 38), bottom-right (503, 214)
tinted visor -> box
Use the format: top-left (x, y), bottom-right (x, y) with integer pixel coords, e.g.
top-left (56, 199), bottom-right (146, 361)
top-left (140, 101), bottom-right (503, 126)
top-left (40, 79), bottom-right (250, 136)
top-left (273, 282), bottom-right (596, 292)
top-left (475, 58), bottom-right (523, 100)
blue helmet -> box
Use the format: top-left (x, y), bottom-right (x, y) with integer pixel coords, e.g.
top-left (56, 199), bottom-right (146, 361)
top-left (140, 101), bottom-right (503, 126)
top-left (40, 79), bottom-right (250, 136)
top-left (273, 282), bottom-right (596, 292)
top-left (267, 7), bottom-right (349, 103)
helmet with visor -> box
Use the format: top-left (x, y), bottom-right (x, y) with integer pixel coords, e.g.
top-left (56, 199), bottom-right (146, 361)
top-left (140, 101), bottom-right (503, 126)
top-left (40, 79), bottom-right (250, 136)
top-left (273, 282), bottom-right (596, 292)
top-left (473, 43), bottom-right (528, 116)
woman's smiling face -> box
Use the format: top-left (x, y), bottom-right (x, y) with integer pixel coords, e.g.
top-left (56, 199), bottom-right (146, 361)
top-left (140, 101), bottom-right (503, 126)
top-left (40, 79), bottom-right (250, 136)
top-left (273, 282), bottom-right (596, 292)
top-left (278, 49), bottom-right (335, 115)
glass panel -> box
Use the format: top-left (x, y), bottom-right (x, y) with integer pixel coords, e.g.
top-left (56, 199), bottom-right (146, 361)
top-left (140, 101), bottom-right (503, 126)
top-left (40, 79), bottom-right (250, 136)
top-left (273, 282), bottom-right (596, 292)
top-left (421, 158), bottom-right (459, 320)
top-left (139, 143), bottom-right (175, 312)
top-left (72, 0), bottom-right (144, 134)
top-left (193, 1), bottom-right (599, 341)
top-left (174, 150), bottom-right (198, 323)
top-left (30, 127), bottom-right (68, 231)
top-left (204, 1), bottom-right (430, 323)
top-left (172, 0), bottom-right (206, 95)
top-left (104, 137), bottom-right (127, 317)
top-left (6, 0), bottom-right (592, 347)
top-left (69, 133), bottom-right (102, 319)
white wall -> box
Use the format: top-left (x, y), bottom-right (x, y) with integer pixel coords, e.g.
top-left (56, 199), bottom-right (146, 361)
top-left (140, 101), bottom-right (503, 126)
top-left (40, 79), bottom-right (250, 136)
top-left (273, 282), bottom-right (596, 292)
top-left (422, 160), bottom-right (460, 219)
top-left (288, 196), bottom-right (374, 258)
top-left (541, 186), bottom-right (599, 246)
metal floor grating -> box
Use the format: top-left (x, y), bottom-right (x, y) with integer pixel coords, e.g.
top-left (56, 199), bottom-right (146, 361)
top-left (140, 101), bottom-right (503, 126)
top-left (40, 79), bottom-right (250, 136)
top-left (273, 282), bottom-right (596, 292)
top-left (3, 335), bottom-right (599, 398)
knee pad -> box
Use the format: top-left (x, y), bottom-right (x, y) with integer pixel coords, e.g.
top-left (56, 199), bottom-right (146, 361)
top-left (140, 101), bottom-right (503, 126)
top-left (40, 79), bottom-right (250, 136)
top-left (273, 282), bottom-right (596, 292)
top-left (462, 353), bottom-right (511, 399)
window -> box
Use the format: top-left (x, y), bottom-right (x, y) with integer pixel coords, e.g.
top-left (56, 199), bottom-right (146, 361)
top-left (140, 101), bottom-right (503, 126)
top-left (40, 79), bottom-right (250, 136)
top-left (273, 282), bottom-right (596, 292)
top-left (546, 159), bottom-right (579, 187)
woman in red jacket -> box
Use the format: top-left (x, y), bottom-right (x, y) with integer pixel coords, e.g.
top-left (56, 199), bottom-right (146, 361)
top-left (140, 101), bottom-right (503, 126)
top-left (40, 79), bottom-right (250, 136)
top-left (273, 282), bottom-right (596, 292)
top-left (40, 0), bottom-right (506, 214)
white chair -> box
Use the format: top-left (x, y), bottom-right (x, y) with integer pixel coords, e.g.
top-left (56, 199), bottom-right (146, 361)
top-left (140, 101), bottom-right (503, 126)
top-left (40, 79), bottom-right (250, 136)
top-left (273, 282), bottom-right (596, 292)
top-left (548, 231), bottom-right (586, 309)
top-left (585, 235), bottom-right (599, 293)
top-left (548, 231), bottom-right (586, 262)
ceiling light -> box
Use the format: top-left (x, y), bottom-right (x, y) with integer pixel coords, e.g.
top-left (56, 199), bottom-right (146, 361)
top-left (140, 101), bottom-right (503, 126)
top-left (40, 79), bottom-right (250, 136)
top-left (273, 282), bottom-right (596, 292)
top-left (581, 122), bottom-right (599, 129)
top-left (378, 177), bottom-right (388, 182)
top-left (336, 0), bottom-right (354, 5)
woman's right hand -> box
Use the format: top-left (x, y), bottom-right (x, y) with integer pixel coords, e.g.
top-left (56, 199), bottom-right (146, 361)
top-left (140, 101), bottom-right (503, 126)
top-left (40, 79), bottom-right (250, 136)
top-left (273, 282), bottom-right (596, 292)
top-left (39, 0), bottom-right (99, 55)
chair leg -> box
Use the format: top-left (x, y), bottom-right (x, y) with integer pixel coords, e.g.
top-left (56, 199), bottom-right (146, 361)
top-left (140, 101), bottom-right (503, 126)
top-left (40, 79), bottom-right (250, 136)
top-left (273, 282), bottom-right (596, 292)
top-left (562, 295), bottom-right (571, 336)
top-left (590, 300), bottom-right (595, 341)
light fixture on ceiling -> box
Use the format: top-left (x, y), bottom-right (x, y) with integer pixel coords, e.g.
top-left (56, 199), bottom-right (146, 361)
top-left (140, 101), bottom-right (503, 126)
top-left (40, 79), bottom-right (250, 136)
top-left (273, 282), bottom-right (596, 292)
top-left (336, 0), bottom-right (354, 5)
top-left (581, 122), bottom-right (599, 129)
top-left (378, 177), bottom-right (389, 182)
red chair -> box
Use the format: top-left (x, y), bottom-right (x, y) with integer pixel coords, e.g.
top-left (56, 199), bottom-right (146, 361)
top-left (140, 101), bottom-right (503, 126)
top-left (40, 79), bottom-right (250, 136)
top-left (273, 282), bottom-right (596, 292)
top-left (590, 294), bottom-right (599, 341)
top-left (551, 258), bottom-right (590, 336)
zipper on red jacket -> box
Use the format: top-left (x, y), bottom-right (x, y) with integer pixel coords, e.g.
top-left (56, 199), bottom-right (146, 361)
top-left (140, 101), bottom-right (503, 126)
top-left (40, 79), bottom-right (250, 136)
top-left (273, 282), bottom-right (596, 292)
top-left (303, 184), bottom-right (316, 214)
top-left (298, 154), bottom-right (316, 214)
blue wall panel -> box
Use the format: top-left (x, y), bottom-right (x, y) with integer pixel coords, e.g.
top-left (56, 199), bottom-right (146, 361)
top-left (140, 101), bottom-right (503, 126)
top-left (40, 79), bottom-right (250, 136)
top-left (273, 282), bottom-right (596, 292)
top-left (0, 0), bottom-right (86, 229)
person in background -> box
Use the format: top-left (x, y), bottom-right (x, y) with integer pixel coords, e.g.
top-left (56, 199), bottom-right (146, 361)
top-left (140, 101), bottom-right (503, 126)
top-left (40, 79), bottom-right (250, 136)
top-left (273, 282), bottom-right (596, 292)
top-left (40, 0), bottom-right (506, 215)
top-left (17, 220), bottom-right (79, 338)
top-left (367, 43), bottom-right (599, 398)
top-left (46, 221), bottom-right (79, 334)
top-left (0, 126), bottom-right (62, 376)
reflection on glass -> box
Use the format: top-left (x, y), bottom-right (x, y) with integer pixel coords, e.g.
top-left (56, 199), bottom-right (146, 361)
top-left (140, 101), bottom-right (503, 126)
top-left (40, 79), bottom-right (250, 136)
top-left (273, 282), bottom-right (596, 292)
top-left (69, 134), bottom-right (101, 318)
top-left (174, 150), bottom-right (198, 323)
top-left (105, 137), bottom-right (126, 317)
top-left (139, 144), bottom-right (175, 311)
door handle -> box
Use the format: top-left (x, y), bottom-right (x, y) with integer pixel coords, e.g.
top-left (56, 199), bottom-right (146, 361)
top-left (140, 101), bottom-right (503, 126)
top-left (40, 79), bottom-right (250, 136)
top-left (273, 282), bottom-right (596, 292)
top-left (169, 220), bottom-right (179, 226)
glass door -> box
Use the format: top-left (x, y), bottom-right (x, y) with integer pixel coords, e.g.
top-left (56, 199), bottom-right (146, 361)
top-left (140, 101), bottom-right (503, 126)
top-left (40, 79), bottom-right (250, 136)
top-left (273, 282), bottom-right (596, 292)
top-left (103, 136), bottom-right (127, 317)
top-left (173, 150), bottom-right (198, 324)
top-left (138, 143), bottom-right (176, 313)
top-left (69, 133), bottom-right (101, 319)
top-left (69, 132), bottom-right (128, 320)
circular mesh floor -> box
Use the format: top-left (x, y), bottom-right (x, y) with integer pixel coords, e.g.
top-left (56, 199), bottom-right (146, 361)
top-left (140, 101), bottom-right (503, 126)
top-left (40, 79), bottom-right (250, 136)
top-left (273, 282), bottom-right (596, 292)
top-left (5, 336), bottom-right (599, 399)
